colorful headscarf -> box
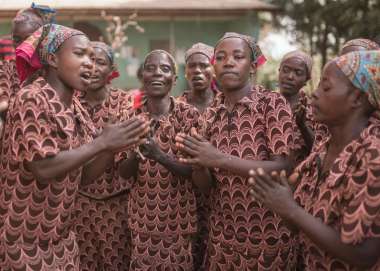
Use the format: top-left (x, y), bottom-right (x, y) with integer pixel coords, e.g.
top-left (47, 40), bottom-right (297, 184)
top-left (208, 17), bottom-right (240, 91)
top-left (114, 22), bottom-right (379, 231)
top-left (334, 50), bottom-right (380, 109)
top-left (215, 32), bottom-right (266, 67)
top-left (341, 38), bottom-right (380, 53)
top-left (16, 24), bottom-right (85, 83)
top-left (281, 50), bottom-right (313, 79)
top-left (13, 2), bottom-right (56, 27)
top-left (143, 49), bottom-right (178, 74)
top-left (90, 41), bottom-right (119, 83)
top-left (185, 42), bottom-right (214, 62)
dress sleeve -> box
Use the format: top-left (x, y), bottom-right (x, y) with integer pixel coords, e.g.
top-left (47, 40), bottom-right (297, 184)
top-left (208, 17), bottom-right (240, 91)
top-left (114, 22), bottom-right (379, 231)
top-left (10, 90), bottom-right (60, 162)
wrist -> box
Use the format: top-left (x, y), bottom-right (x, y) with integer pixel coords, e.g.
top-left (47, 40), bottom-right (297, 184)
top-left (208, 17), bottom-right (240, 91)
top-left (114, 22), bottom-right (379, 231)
top-left (286, 201), bottom-right (304, 225)
top-left (93, 136), bottom-right (108, 153)
top-left (213, 151), bottom-right (227, 168)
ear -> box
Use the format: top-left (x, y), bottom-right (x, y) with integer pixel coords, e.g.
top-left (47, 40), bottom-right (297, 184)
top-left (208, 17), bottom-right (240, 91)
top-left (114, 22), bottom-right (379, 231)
top-left (350, 87), bottom-right (364, 109)
top-left (172, 75), bottom-right (178, 86)
top-left (46, 53), bottom-right (58, 69)
top-left (250, 62), bottom-right (257, 77)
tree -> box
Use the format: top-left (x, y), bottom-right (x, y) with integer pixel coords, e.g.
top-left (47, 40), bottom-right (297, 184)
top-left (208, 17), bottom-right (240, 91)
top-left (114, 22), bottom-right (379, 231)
top-left (267, 0), bottom-right (380, 67)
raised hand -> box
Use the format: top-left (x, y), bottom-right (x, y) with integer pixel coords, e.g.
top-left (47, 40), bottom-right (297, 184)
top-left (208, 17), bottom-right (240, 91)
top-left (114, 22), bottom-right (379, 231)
top-left (175, 127), bottom-right (223, 168)
top-left (248, 168), bottom-right (299, 219)
top-left (99, 116), bottom-right (150, 152)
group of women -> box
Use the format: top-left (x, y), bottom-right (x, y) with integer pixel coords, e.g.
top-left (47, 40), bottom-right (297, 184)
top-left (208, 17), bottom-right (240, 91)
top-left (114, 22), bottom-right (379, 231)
top-left (0, 3), bottom-right (380, 271)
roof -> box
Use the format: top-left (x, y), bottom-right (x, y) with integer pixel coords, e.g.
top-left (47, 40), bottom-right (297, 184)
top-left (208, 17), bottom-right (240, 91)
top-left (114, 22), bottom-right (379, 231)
top-left (0, 0), bottom-right (279, 19)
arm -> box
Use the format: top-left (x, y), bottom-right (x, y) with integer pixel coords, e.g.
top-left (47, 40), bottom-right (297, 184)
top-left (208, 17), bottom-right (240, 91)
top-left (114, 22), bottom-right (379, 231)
top-left (80, 151), bottom-right (114, 186)
top-left (175, 128), bottom-right (291, 178)
top-left (140, 138), bottom-right (193, 178)
top-left (26, 118), bottom-right (150, 185)
top-left (249, 170), bottom-right (380, 269)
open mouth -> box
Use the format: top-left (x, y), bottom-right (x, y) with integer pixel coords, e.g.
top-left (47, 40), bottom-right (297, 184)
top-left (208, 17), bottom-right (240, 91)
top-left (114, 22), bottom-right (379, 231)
top-left (221, 71), bottom-right (239, 77)
top-left (281, 82), bottom-right (295, 89)
top-left (192, 76), bottom-right (204, 82)
top-left (151, 80), bottom-right (165, 87)
top-left (80, 71), bottom-right (92, 84)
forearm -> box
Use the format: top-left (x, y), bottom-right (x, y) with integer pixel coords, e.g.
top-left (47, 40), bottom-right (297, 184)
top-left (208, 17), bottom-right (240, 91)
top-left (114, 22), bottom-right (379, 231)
top-left (81, 151), bottom-right (114, 186)
top-left (156, 152), bottom-right (193, 178)
top-left (27, 137), bottom-right (106, 184)
top-left (289, 205), bottom-right (380, 268)
top-left (192, 166), bottom-right (213, 193)
top-left (215, 153), bottom-right (290, 177)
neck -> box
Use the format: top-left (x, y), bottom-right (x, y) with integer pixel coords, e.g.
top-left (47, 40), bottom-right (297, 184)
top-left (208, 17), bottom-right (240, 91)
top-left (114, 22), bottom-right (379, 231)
top-left (328, 114), bottom-right (369, 151)
top-left (85, 86), bottom-right (109, 106)
top-left (190, 87), bottom-right (214, 104)
top-left (147, 95), bottom-right (171, 118)
top-left (283, 91), bottom-right (300, 110)
top-left (224, 82), bottom-right (252, 107)
top-left (46, 69), bottom-right (74, 107)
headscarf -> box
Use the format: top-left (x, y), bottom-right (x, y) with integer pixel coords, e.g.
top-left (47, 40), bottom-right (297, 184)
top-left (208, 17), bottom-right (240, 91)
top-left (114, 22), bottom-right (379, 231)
top-left (143, 49), bottom-right (177, 74)
top-left (90, 41), bottom-right (119, 83)
top-left (215, 32), bottom-right (266, 67)
top-left (185, 42), bottom-right (214, 62)
top-left (280, 50), bottom-right (313, 79)
top-left (341, 38), bottom-right (380, 53)
top-left (16, 24), bottom-right (85, 83)
top-left (334, 50), bottom-right (380, 109)
top-left (13, 2), bottom-right (56, 28)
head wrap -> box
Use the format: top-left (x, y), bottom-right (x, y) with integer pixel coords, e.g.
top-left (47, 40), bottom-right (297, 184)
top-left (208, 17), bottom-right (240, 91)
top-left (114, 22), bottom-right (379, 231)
top-left (215, 32), bottom-right (266, 67)
top-left (185, 42), bottom-right (214, 62)
top-left (341, 38), bottom-right (380, 53)
top-left (13, 2), bottom-right (56, 27)
top-left (281, 50), bottom-right (313, 79)
top-left (334, 50), bottom-right (380, 109)
top-left (143, 49), bottom-right (177, 74)
top-left (15, 24), bottom-right (85, 83)
top-left (90, 41), bottom-right (119, 83)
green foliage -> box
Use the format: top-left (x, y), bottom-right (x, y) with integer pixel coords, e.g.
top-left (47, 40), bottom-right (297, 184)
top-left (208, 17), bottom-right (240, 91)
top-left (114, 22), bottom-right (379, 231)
top-left (267, 0), bottom-right (380, 66)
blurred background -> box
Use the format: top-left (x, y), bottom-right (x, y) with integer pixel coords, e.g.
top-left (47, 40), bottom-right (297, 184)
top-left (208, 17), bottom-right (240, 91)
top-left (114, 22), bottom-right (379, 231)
top-left (0, 0), bottom-right (379, 95)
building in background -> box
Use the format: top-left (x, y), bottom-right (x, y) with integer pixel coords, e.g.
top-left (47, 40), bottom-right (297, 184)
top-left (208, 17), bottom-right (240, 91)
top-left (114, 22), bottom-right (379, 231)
top-left (0, 0), bottom-right (278, 95)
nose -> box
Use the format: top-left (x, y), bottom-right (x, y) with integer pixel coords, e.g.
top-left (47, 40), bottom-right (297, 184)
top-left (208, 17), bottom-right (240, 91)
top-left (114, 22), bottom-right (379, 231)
top-left (83, 55), bottom-right (94, 70)
top-left (223, 55), bottom-right (235, 67)
top-left (287, 71), bottom-right (295, 80)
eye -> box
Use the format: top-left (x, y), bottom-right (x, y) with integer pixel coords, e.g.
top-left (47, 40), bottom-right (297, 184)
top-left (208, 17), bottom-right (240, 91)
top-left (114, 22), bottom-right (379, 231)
top-left (234, 54), bottom-right (245, 60)
top-left (161, 65), bottom-right (171, 73)
top-left (215, 54), bottom-right (224, 61)
top-left (73, 50), bottom-right (85, 56)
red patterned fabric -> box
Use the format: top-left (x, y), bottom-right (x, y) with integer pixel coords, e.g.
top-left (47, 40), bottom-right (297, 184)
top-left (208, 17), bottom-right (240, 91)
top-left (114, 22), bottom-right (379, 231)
top-left (129, 232), bottom-right (194, 270)
top-left (0, 60), bottom-right (20, 111)
top-left (293, 90), bottom-right (329, 163)
top-left (122, 96), bottom-right (199, 270)
top-left (0, 77), bottom-right (95, 270)
top-left (200, 85), bottom-right (298, 270)
top-left (294, 115), bottom-right (380, 271)
top-left (74, 87), bottom-right (132, 270)
top-left (0, 38), bottom-right (15, 61)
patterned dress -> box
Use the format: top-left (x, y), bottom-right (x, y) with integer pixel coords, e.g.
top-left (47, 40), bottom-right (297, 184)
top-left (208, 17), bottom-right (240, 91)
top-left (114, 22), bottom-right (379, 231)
top-left (294, 115), bottom-right (380, 271)
top-left (200, 86), bottom-right (298, 270)
top-left (123, 96), bottom-right (200, 271)
top-left (0, 78), bottom-right (95, 270)
top-left (176, 90), bottom-right (212, 270)
top-left (0, 59), bottom-right (20, 113)
top-left (74, 87), bottom-right (132, 271)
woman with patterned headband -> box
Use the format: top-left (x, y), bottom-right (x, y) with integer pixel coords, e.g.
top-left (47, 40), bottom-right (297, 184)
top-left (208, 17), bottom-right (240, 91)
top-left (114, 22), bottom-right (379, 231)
top-left (119, 49), bottom-right (201, 270)
top-left (340, 38), bottom-right (380, 56)
top-left (176, 32), bottom-right (298, 270)
top-left (249, 50), bottom-right (380, 270)
top-left (74, 41), bottom-right (134, 270)
top-left (0, 25), bottom-right (149, 270)
top-left (0, 3), bottom-right (56, 138)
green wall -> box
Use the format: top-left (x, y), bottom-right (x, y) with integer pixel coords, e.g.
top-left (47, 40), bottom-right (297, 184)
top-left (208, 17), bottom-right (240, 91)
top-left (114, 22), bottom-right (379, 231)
top-left (0, 12), bottom-right (261, 96)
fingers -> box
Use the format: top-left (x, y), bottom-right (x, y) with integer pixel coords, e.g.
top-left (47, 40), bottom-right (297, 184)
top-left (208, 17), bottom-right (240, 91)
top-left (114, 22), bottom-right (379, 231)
top-left (190, 127), bottom-right (204, 141)
top-left (176, 142), bottom-right (198, 157)
top-left (178, 157), bottom-right (199, 165)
